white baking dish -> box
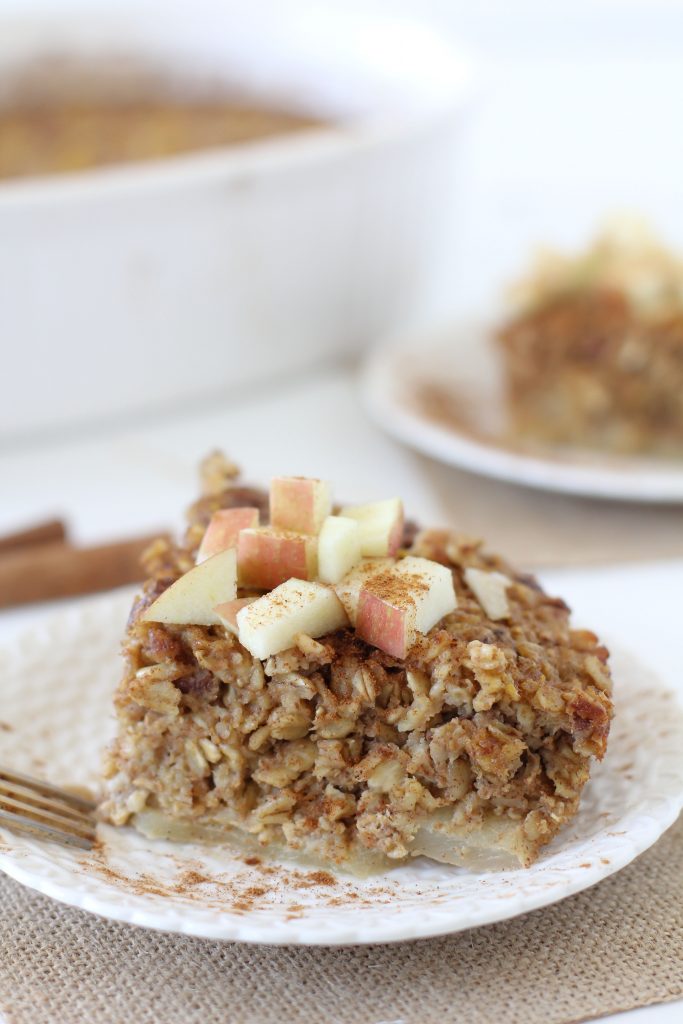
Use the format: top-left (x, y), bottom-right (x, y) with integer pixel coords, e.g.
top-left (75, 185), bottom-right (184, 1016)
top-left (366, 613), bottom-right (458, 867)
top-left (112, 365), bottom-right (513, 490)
top-left (0, 0), bottom-right (471, 440)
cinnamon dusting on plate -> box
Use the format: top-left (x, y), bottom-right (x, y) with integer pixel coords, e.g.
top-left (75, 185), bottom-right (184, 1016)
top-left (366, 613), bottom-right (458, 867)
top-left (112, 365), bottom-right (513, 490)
top-left (77, 835), bottom-right (397, 919)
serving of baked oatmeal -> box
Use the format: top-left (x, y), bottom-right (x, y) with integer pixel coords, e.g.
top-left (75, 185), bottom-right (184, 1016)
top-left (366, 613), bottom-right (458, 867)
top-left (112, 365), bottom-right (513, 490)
top-left (497, 218), bottom-right (683, 455)
top-left (101, 453), bottom-right (613, 873)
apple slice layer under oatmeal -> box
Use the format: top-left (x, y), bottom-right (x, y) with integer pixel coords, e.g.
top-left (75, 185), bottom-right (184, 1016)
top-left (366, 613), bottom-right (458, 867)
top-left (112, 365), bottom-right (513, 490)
top-left (101, 453), bottom-right (613, 874)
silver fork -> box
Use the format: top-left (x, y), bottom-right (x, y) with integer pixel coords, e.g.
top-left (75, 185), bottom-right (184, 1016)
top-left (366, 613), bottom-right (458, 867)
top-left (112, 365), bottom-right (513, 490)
top-left (0, 766), bottom-right (97, 850)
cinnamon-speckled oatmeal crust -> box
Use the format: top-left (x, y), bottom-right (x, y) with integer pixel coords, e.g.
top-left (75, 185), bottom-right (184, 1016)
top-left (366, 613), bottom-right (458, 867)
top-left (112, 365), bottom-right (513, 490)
top-left (496, 221), bottom-right (683, 455)
top-left (101, 456), bottom-right (613, 871)
top-left (498, 289), bottom-right (683, 454)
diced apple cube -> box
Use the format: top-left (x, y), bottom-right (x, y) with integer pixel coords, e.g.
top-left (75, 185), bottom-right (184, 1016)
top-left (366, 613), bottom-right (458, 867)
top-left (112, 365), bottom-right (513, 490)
top-left (333, 557), bottom-right (396, 623)
top-left (393, 556), bottom-right (457, 633)
top-left (237, 579), bottom-right (349, 659)
top-left (214, 597), bottom-right (258, 635)
top-left (354, 556), bottom-right (457, 658)
top-left (196, 507), bottom-right (259, 564)
top-left (270, 476), bottom-right (332, 535)
top-left (143, 548), bottom-right (237, 626)
top-left (237, 527), bottom-right (317, 590)
top-left (356, 580), bottom-right (417, 659)
top-left (464, 567), bottom-right (512, 621)
top-left (317, 516), bottom-right (362, 584)
top-left (339, 498), bottom-right (404, 557)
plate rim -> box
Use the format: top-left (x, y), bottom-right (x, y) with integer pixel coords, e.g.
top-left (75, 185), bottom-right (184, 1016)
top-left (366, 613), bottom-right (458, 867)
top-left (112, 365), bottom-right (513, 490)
top-left (361, 330), bottom-right (683, 503)
top-left (1, 804), bottom-right (681, 946)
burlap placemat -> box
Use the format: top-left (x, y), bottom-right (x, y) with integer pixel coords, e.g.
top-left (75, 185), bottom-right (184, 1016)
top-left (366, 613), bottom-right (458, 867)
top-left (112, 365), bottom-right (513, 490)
top-left (0, 815), bottom-right (681, 1024)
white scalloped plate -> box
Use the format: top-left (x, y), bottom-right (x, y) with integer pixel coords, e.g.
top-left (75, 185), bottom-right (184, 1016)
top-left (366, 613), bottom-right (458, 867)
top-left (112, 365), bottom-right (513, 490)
top-left (361, 324), bottom-right (683, 502)
top-left (0, 593), bottom-right (682, 945)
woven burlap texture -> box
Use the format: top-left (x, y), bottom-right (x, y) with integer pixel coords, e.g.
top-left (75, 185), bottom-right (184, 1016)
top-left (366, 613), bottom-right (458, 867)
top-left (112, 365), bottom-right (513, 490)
top-left (0, 816), bottom-right (681, 1024)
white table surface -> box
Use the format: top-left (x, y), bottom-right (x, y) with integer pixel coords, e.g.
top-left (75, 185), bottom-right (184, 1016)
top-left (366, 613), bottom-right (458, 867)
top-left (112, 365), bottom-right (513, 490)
top-left (0, 364), bottom-right (681, 1024)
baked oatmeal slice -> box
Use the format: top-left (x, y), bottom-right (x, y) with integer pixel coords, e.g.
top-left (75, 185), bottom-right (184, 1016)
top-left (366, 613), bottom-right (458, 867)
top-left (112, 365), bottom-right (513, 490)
top-left (101, 454), bottom-right (613, 872)
top-left (497, 217), bottom-right (683, 455)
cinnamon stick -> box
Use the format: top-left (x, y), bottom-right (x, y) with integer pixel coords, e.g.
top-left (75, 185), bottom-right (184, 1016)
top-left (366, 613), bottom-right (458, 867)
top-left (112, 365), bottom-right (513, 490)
top-left (0, 518), bottom-right (67, 554)
top-left (0, 533), bottom-right (168, 608)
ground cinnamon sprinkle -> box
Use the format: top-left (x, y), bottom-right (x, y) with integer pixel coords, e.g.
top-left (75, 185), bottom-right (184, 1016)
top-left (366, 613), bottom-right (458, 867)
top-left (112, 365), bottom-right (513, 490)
top-left (137, 873), bottom-right (175, 898)
top-left (77, 838), bottom-right (370, 914)
top-left (326, 895), bottom-right (357, 907)
top-left (251, 863), bottom-right (278, 876)
top-left (285, 902), bottom-right (306, 921)
top-left (302, 870), bottom-right (337, 887)
top-left (91, 858), bottom-right (173, 900)
top-left (242, 886), bottom-right (267, 899)
top-left (174, 869), bottom-right (209, 890)
top-left (365, 568), bottom-right (427, 605)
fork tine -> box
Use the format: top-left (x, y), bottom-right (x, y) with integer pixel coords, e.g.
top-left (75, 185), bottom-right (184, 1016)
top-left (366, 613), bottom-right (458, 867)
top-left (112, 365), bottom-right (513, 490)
top-left (0, 766), bottom-right (96, 811)
top-left (0, 766), bottom-right (97, 851)
top-left (0, 779), bottom-right (94, 824)
top-left (0, 808), bottom-right (94, 850)
top-left (0, 793), bottom-right (96, 839)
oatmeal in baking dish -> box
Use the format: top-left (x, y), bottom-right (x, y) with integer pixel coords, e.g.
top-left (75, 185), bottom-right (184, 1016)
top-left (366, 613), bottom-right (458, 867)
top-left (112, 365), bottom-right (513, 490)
top-left (101, 453), bottom-right (613, 873)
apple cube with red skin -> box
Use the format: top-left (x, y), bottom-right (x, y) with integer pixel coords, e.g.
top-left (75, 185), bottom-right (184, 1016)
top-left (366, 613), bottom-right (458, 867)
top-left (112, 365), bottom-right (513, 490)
top-left (270, 476), bottom-right (332, 535)
top-left (354, 556), bottom-right (457, 658)
top-left (356, 584), bottom-right (416, 659)
top-left (143, 548), bottom-right (237, 626)
top-left (214, 597), bottom-right (258, 635)
top-left (196, 507), bottom-right (260, 564)
top-left (333, 558), bottom-right (395, 623)
top-left (339, 498), bottom-right (404, 557)
top-left (237, 527), bottom-right (317, 590)
top-left (237, 579), bottom-right (349, 660)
